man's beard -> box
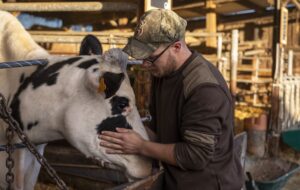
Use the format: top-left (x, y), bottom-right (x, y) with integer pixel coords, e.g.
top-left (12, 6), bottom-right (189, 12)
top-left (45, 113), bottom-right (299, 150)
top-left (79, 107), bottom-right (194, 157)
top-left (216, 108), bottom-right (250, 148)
top-left (151, 57), bottom-right (176, 78)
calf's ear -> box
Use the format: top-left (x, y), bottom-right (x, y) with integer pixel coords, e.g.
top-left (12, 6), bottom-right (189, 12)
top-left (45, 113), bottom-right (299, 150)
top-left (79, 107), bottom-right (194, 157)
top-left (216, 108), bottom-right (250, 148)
top-left (79, 34), bottom-right (103, 55)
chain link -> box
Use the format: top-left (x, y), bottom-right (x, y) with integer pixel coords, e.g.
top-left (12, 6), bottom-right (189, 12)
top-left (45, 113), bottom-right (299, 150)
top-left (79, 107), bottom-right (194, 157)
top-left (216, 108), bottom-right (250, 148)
top-left (5, 120), bottom-right (14, 190)
top-left (0, 93), bottom-right (68, 190)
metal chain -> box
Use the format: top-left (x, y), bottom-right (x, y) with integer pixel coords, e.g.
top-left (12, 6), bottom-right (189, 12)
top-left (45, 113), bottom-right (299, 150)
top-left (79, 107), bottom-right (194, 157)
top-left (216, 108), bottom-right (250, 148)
top-left (5, 116), bottom-right (14, 190)
top-left (0, 93), bottom-right (68, 190)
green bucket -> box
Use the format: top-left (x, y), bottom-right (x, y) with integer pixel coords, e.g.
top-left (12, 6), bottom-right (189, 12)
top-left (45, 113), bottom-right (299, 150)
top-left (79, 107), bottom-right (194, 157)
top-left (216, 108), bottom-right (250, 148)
top-left (245, 157), bottom-right (300, 190)
top-left (282, 128), bottom-right (300, 152)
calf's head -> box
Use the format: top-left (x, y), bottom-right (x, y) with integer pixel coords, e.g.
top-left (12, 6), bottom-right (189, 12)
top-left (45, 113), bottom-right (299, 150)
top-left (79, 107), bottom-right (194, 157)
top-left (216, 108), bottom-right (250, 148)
top-left (62, 48), bottom-right (151, 179)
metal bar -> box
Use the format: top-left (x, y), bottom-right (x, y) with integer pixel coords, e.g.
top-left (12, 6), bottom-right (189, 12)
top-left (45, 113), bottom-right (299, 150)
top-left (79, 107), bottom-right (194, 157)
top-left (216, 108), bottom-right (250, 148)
top-left (0, 2), bottom-right (136, 12)
top-left (0, 142), bottom-right (45, 152)
top-left (50, 165), bottom-right (127, 184)
top-left (0, 59), bottom-right (142, 69)
top-left (128, 60), bottom-right (143, 65)
top-left (0, 59), bottom-right (48, 69)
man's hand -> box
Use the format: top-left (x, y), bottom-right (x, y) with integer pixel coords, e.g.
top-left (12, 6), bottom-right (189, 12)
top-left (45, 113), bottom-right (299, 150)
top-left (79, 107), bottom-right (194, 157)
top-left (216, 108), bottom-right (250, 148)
top-left (99, 128), bottom-right (146, 154)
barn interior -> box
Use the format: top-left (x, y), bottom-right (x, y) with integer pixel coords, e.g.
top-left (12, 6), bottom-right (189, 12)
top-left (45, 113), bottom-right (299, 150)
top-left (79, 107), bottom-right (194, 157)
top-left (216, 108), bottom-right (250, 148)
top-left (0, 0), bottom-right (300, 189)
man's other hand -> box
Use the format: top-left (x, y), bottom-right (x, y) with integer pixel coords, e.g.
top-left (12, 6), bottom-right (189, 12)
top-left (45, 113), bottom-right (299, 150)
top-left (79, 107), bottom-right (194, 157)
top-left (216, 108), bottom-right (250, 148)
top-left (99, 128), bottom-right (146, 154)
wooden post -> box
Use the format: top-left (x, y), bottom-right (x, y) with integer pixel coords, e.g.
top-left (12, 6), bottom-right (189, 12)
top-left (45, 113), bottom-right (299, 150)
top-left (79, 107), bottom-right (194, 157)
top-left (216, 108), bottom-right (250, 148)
top-left (287, 50), bottom-right (294, 76)
top-left (269, 0), bottom-right (290, 157)
top-left (206, 0), bottom-right (217, 48)
top-left (217, 35), bottom-right (223, 62)
top-left (252, 57), bottom-right (259, 105)
top-left (230, 30), bottom-right (238, 100)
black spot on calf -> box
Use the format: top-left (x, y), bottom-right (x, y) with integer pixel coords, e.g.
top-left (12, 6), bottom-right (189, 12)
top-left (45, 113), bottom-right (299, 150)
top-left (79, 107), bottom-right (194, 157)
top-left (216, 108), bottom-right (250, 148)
top-left (96, 115), bottom-right (132, 134)
top-left (32, 57), bottom-right (82, 89)
top-left (27, 121), bottom-right (39, 130)
top-left (77, 59), bottom-right (99, 69)
top-left (110, 96), bottom-right (129, 115)
top-left (19, 73), bottom-right (25, 83)
top-left (103, 72), bottom-right (125, 99)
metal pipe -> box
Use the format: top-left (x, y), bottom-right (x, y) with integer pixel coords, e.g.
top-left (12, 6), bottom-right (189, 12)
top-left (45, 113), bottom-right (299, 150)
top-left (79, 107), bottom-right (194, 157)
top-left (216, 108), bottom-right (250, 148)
top-left (0, 59), bottom-right (48, 69)
top-left (0, 59), bottom-right (143, 69)
top-left (0, 2), bottom-right (136, 12)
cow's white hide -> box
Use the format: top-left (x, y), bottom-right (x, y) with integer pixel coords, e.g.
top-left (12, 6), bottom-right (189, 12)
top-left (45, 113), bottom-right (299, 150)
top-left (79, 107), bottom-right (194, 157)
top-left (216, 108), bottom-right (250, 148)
top-left (0, 10), bottom-right (151, 190)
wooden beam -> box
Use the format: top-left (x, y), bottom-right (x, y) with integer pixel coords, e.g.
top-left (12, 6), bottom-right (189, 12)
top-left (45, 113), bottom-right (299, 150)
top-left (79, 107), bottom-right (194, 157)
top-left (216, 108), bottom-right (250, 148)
top-left (291, 0), bottom-right (300, 10)
top-left (28, 11), bottom-right (136, 28)
top-left (238, 1), bottom-right (266, 13)
top-left (29, 31), bottom-right (131, 45)
top-left (0, 2), bottom-right (137, 12)
top-left (206, 0), bottom-right (217, 48)
top-left (172, 2), bottom-right (205, 11)
top-left (230, 30), bottom-right (239, 98)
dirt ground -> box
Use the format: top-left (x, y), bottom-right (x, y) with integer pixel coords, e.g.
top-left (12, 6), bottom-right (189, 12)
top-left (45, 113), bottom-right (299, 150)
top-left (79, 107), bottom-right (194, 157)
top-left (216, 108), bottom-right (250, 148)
top-left (281, 146), bottom-right (300, 190)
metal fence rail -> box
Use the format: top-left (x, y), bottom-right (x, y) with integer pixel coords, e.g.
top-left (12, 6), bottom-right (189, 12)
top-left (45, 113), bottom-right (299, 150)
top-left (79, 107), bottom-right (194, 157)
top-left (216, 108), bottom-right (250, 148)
top-left (0, 59), bottom-right (142, 69)
top-left (0, 59), bottom-right (48, 69)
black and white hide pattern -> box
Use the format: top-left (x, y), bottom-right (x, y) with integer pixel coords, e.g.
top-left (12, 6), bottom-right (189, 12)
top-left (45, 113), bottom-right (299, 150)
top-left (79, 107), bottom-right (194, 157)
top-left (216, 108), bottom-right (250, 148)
top-left (0, 10), bottom-right (151, 190)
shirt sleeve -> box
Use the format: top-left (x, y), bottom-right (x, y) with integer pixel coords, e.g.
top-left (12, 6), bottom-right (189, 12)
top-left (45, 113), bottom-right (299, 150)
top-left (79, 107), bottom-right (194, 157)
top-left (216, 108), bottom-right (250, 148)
top-left (174, 84), bottom-right (232, 170)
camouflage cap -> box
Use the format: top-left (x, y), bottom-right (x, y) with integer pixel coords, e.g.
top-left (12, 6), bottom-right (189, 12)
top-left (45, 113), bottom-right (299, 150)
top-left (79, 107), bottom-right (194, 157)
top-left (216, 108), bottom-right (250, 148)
top-left (123, 9), bottom-right (187, 60)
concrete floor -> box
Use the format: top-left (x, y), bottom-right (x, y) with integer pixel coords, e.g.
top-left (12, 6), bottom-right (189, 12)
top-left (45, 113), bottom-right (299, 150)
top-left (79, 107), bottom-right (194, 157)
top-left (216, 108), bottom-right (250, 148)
top-left (281, 146), bottom-right (300, 190)
top-left (283, 170), bottom-right (300, 190)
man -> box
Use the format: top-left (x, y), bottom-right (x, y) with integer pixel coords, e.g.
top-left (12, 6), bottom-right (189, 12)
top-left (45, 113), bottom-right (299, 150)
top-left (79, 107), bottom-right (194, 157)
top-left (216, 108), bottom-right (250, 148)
top-left (99, 9), bottom-right (243, 190)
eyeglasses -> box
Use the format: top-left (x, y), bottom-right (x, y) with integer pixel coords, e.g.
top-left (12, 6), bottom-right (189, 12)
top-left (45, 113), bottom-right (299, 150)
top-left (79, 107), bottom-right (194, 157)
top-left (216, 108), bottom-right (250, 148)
top-left (143, 42), bottom-right (175, 65)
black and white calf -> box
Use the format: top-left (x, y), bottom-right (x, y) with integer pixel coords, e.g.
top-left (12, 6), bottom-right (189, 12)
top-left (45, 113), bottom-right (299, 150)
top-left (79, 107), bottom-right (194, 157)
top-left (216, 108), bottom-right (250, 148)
top-left (0, 11), bottom-right (151, 190)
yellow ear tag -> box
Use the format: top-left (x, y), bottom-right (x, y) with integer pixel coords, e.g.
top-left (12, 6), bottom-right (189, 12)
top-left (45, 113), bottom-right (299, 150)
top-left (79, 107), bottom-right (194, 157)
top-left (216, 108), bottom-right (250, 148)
top-left (98, 77), bottom-right (106, 93)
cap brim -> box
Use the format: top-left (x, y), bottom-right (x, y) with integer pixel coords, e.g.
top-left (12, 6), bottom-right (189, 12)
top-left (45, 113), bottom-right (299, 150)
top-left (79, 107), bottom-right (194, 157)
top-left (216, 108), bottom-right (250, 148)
top-left (123, 37), bottom-right (157, 60)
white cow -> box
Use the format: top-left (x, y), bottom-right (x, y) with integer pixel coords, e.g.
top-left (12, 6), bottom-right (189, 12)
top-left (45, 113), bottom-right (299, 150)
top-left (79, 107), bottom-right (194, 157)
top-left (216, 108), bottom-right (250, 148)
top-left (0, 11), bottom-right (151, 190)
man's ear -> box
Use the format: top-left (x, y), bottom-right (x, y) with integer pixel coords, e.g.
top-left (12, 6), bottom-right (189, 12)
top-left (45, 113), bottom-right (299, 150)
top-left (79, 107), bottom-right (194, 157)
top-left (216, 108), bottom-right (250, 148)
top-left (85, 65), bottom-right (124, 98)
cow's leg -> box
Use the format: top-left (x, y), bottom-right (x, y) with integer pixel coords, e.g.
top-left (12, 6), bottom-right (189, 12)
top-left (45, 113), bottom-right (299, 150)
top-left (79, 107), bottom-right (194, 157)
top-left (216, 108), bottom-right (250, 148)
top-left (23, 144), bottom-right (46, 190)
top-left (12, 144), bottom-right (46, 190)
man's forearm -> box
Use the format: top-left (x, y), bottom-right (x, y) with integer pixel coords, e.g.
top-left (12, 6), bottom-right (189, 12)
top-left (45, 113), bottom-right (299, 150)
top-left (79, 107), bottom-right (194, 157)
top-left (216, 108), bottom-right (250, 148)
top-left (144, 126), bottom-right (157, 141)
top-left (140, 141), bottom-right (177, 166)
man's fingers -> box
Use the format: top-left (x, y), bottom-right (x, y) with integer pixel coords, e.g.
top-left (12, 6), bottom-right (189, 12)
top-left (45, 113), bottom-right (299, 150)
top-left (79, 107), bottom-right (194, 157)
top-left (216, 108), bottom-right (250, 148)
top-left (101, 131), bottom-right (122, 138)
top-left (99, 135), bottom-right (123, 144)
top-left (106, 148), bottom-right (124, 154)
top-left (100, 141), bottom-right (123, 150)
top-left (116, 128), bottom-right (132, 133)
